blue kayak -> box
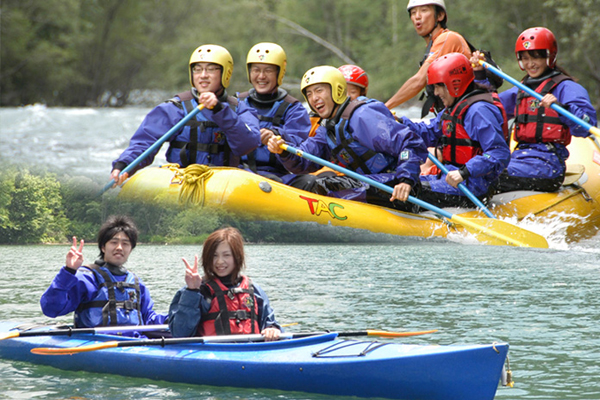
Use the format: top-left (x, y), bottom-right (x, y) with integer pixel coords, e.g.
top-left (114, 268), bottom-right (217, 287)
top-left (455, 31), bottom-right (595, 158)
top-left (0, 321), bottom-right (508, 400)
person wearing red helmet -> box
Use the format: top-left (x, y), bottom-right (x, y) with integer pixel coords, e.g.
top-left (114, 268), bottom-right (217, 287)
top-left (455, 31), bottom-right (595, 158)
top-left (473, 27), bottom-right (597, 193)
top-left (385, 0), bottom-right (470, 113)
top-left (397, 53), bottom-right (510, 208)
top-left (338, 64), bottom-right (369, 100)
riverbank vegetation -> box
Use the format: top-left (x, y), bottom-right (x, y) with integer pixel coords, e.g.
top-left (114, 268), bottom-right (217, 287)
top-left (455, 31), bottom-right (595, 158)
top-left (0, 165), bottom-right (397, 245)
top-left (2, 0), bottom-right (598, 112)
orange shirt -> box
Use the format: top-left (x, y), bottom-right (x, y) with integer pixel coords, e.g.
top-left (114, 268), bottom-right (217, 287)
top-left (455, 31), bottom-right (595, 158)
top-left (424, 29), bottom-right (471, 64)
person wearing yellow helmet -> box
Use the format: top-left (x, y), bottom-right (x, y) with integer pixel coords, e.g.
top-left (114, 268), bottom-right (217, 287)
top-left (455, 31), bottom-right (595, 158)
top-left (385, 0), bottom-right (470, 114)
top-left (110, 44), bottom-right (260, 184)
top-left (237, 43), bottom-right (311, 183)
top-left (267, 66), bottom-right (428, 211)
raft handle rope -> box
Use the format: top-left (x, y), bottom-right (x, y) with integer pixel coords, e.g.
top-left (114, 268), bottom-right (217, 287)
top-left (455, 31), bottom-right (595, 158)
top-left (178, 164), bottom-right (214, 206)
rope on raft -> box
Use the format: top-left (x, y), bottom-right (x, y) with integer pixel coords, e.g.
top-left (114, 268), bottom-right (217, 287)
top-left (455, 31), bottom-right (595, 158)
top-left (178, 164), bottom-right (214, 206)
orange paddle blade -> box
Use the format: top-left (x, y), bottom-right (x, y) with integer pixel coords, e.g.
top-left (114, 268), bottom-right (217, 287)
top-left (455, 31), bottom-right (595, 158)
top-left (31, 341), bottom-right (119, 355)
top-left (366, 329), bottom-right (438, 337)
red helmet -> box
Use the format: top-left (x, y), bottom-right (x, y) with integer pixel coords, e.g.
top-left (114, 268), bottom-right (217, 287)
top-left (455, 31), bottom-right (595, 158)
top-left (338, 65), bottom-right (369, 91)
top-left (427, 53), bottom-right (474, 98)
top-left (515, 27), bottom-right (557, 70)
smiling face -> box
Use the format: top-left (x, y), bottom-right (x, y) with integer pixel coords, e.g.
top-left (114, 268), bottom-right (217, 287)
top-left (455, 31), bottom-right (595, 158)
top-left (305, 83), bottom-right (337, 119)
top-left (101, 231), bottom-right (132, 267)
top-left (191, 62), bottom-right (223, 94)
top-left (518, 51), bottom-right (550, 79)
top-left (410, 5), bottom-right (442, 37)
top-left (249, 63), bottom-right (279, 94)
top-left (211, 241), bottom-right (237, 278)
top-left (433, 83), bottom-right (456, 108)
top-left (346, 83), bottom-right (363, 100)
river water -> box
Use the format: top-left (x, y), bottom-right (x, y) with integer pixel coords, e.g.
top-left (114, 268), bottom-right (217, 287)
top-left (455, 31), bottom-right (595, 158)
top-left (1, 106), bottom-right (600, 399)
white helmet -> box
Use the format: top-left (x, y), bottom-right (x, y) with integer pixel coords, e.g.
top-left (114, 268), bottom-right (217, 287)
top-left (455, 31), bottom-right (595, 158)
top-left (407, 0), bottom-right (446, 12)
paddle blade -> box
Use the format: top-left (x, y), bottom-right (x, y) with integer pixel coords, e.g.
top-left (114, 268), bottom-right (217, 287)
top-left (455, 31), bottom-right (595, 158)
top-left (452, 215), bottom-right (549, 248)
top-left (0, 331), bottom-right (19, 341)
top-left (31, 341), bottom-right (119, 355)
top-left (365, 329), bottom-right (438, 338)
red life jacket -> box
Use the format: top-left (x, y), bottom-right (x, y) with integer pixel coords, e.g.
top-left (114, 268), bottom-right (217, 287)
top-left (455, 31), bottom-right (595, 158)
top-left (198, 276), bottom-right (260, 336)
top-left (514, 73), bottom-right (571, 145)
top-left (439, 91), bottom-right (508, 167)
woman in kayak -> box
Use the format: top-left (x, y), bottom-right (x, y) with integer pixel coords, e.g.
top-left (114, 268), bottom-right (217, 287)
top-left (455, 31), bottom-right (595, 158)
top-left (168, 227), bottom-right (282, 340)
top-left (472, 27), bottom-right (597, 193)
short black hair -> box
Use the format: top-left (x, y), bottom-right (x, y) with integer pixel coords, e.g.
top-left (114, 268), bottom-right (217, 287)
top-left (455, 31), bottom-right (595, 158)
top-left (97, 215), bottom-right (138, 258)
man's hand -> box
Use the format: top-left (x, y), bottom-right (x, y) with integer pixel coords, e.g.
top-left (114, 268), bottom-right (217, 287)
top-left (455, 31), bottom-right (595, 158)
top-left (66, 236), bottom-right (84, 270)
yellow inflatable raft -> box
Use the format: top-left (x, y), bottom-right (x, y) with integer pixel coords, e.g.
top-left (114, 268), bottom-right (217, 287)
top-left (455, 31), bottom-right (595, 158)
top-left (118, 136), bottom-right (600, 243)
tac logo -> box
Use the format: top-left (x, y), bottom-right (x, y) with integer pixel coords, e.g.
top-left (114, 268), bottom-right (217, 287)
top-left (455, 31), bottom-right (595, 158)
top-left (523, 41), bottom-right (531, 49)
top-left (529, 99), bottom-right (540, 111)
top-left (258, 54), bottom-right (265, 61)
top-left (339, 150), bottom-right (351, 164)
top-left (300, 195), bottom-right (347, 221)
top-left (214, 131), bottom-right (225, 142)
top-left (244, 296), bottom-right (254, 309)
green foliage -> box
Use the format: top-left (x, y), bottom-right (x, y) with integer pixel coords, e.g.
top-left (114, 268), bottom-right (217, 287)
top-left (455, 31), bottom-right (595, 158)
top-left (0, 167), bottom-right (69, 244)
top-left (0, 166), bottom-right (408, 245)
top-left (2, 0), bottom-right (598, 110)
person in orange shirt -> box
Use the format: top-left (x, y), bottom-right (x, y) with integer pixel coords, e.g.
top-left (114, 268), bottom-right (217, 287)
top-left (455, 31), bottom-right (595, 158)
top-left (385, 0), bottom-right (471, 114)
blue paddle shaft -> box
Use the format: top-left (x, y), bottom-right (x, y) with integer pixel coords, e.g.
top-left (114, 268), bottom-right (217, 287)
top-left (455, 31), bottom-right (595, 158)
top-left (101, 104), bottom-right (204, 194)
top-left (426, 154), bottom-right (496, 219)
top-left (281, 144), bottom-right (454, 220)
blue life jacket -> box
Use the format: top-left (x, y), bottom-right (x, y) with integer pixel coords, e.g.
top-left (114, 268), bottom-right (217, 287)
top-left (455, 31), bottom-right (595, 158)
top-left (167, 90), bottom-right (240, 167)
top-left (74, 262), bottom-right (142, 327)
top-left (325, 98), bottom-right (396, 175)
top-left (238, 89), bottom-right (298, 171)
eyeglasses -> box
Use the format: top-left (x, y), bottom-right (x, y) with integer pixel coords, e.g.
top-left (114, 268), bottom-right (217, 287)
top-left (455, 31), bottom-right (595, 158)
top-left (192, 65), bottom-right (222, 74)
top-left (250, 66), bottom-right (277, 76)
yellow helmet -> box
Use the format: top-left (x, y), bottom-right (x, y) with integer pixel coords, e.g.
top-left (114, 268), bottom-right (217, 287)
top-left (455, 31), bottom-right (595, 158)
top-left (246, 42), bottom-right (287, 86)
top-left (188, 44), bottom-right (234, 88)
top-left (301, 66), bottom-right (348, 111)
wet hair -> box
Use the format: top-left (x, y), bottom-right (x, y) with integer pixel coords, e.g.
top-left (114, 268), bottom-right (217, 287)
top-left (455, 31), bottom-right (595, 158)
top-left (97, 215), bottom-right (138, 258)
top-left (201, 227), bottom-right (246, 281)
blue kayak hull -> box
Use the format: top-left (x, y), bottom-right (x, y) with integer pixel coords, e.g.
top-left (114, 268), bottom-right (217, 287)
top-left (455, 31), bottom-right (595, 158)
top-left (0, 321), bottom-right (508, 400)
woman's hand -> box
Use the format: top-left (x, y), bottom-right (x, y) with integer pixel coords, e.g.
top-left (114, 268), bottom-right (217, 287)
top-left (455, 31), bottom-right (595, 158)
top-left (182, 255), bottom-right (202, 290)
top-left (261, 327), bottom-right (281, 342)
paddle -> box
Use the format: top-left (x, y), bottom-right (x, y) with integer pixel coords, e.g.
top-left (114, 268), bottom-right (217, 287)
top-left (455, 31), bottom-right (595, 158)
top-left (426, 153), bottom-right (496, 219)
top-left (279, 142), bottom-right (548, 248)
top-left (31, 329), bottom-right (438, 355)
top-left (100, 103), bottom-right (206, 194)
top-left (478, 60), bottom-right (600, 142)
top-left (0, 324), bottom-right (169, 341)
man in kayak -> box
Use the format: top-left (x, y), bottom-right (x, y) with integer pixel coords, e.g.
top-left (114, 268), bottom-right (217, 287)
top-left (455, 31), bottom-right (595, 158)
top-left (237, 42), bottom-right (311, 184)
top-left (385, 0), bottom-right (471, 116)
top-left (168, 227), bottom-right (281, 341)
top-left (397, 53), bottom-right (510, 208)
top-left (40, 215), bottom-right (167, 328)
top-left (110, 44), bottom-right (260, 186)
top-left (267, 66), bottom-right (427, 211)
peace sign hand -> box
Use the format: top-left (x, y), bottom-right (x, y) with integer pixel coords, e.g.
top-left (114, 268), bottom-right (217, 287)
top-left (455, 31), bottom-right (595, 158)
top-left (182, 255), bottom-right (202, 290)
top-left (66, 236), bottom-right (84, 270)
